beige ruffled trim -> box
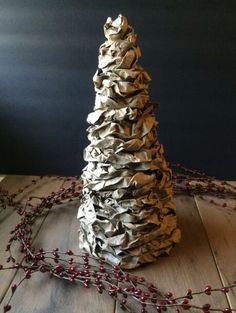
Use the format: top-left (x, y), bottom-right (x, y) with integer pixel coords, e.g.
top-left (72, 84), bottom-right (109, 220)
top-left (78, 15), bottom-right (181, 269)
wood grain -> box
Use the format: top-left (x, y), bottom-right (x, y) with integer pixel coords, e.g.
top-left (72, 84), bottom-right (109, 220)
top-left (1, 177), bottom-right (234, 313)
top-left (115, 196), bottom-right (228, 313)
top-left (0, 179), bottom-right (115, 313)
top-left (195, 193), bottom-right (236, 309)
top-left (0, 176), bottom-right (65, 303)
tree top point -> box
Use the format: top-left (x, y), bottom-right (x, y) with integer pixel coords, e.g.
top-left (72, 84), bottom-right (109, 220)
top-left (104, 14), bottom-right (129, 41)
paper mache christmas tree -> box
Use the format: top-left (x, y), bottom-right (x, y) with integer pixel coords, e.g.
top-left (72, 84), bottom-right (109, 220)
top-left (77, 14), bottom-right (181, 269)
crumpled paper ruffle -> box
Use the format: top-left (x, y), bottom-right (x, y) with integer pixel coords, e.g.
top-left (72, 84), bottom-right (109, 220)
top-left (78, 14), bottom-right (181, 269)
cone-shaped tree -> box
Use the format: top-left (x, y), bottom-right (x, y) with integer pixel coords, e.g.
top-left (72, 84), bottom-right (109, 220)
top-left (78, 15), bottom-right (181, 269)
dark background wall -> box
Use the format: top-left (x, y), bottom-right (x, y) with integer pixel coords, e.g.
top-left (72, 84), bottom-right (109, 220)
top-left (0, 0), bottom-right (235, 179)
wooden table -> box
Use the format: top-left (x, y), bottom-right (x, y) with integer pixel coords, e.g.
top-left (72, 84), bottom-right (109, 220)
top-left (0, 176), bottom-right (235, 313)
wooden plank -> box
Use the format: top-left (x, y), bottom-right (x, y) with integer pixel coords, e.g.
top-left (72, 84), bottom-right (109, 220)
top-left (195, 193), bottom-right (236, 309)
top-left (0, 180), bottom-right (115, 313)
top-left (115, 196), bottom-right (228, 313)
top-left (0, 175), bottom-right (65, 303)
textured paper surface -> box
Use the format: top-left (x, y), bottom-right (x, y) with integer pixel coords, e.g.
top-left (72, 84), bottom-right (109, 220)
top-left (78, 15), bottom-right (181, 269)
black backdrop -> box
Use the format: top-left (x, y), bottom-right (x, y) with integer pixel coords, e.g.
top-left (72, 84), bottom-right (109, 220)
top-left (0, 0), bottom-right (235, 179)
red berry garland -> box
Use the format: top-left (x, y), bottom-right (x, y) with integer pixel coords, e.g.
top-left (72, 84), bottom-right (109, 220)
top-left (0, 165), bottom-right (235, 312)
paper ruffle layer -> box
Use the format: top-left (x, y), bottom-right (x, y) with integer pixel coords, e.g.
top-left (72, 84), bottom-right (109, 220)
top-left (78, 15), bottom-right (181, 269)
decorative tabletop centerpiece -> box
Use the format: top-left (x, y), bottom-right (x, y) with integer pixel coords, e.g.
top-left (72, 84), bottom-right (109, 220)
top-left (78, 15), bottom-right (181, 269)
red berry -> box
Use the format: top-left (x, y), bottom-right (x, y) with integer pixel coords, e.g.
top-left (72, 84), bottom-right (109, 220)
top-left (99, 256), bottom-right (105, 263)
top-left (221, 287), bottom-right (229, 293)
top-left (169, 300), bottom-right (176, 304)
top-left (135, 288), bottom-right (142, 296)
top-left (124, 287), bottom-right (132, 292)
top-left (156, 306), bottom-right (162, 313)
top-left (165, 291), bottom-right (173, 298)
top-left (186, 288), bottom-right (193, 299)
top-left (4, 304), bottom-right (11, 312)
top-left (100, 266), bottom-right (105, 272)
top-left (122, 299), bottom-right (127, 305)
top-left (66, 249), bottom-right (74, 255)
top-left (124, 274), bottom-right (130, 282)
top-left (186, 288), bottom-right (192, 295)
top-left (181, 299), bottom-right (190, 310)
top-left (25, 273), bottom-right (31, 279)
top-left (139, 276), bottom-right (145, 282)
top-left (202, 304), bottom-right (211, 310)
top-left (204, 285), bottom-right (212, 295)
top-left (223, 309), bottom-right (232, 313)
top-left (112, 265), bottom-right (119, 271)
top-left (53, 252), bottom-right (59, 258)
top-left (11, 284), bottom-right (17, 294)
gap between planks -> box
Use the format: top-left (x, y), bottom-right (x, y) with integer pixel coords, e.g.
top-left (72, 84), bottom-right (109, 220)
top-left (1, 177), bottom-right (233, 313)
top-left (0, 176), bottom-right (66, 305)
top-left (194, 191), bottom-right (236, 310)
top-left (193, 196), bottom-right (231, 309)
top-left (1, 177), bottom-right (116, 313)
top-left (115, 195), bottom-right (229, 313)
